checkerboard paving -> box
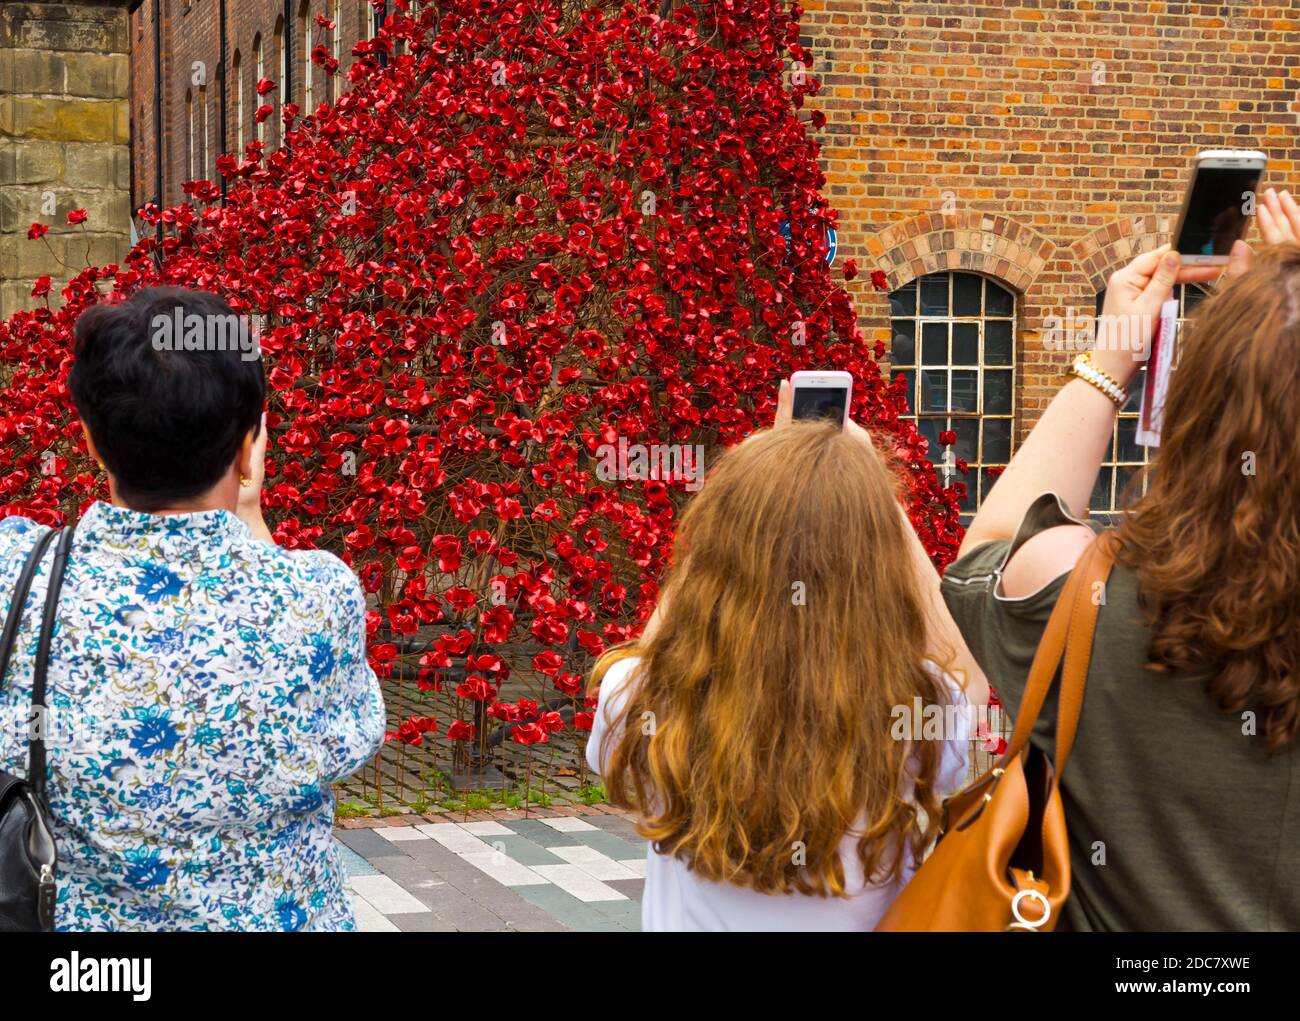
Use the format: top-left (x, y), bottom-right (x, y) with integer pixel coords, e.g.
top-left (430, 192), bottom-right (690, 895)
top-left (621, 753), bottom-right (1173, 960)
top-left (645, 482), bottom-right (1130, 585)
top-left (335, 815), bottom-right (648, 932)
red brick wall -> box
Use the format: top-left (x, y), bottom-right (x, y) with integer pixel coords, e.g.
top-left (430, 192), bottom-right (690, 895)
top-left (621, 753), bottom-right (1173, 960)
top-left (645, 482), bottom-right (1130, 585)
top-left (802, 0), bottom-right (1300, 440)
top-left (129, 0), bottom-right (378, 211)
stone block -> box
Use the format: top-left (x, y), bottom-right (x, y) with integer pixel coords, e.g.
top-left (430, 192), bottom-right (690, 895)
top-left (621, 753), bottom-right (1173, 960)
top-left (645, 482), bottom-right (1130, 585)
top-left (0, 4), bottom-right (130, 55)
top-left (0, 278), bottom-right (47, 317)
top-left (0, 49), bottom-right (66, 96)
top-left (64, 52), bottom-right (128, 100)
top-left (2, 96), bottom-right (123, 143)
top-left (0, 140), bottom-right (64, 185)
top-left (0, 230), bottom-right (68, 278)
top-left (63, 141), bottom-right (129, 190)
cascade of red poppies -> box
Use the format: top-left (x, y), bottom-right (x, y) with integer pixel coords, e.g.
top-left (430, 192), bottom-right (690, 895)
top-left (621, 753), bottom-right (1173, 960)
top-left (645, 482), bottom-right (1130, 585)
top-left (0, 0), bottom-right (961, 776)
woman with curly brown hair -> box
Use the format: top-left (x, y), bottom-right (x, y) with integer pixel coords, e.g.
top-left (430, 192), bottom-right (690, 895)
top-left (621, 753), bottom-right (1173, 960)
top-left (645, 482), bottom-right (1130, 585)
top-left (944, 189), bottom-right (1300, 931)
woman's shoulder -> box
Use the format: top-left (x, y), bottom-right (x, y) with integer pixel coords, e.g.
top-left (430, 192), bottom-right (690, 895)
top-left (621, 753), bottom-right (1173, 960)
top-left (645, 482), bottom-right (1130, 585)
top-left (586, 653), bottom-right (644, 776)
top-left (0, 514), bottom-right (42, 536)
top-left (921, 659), bottom-right (967, 706)
top-left (276, 546), bottom-right (361, 592)
top-left (943, 492), bottom-right (1104, 610)
top-left (999, 523), bottom-right (1097, 600)
top-left (237, 537), bottom-right (366, 618)
top-left (0, 514), bottom-right (47, 549)
top-left (592, 653), bottom-right (644, 720)
top-left (0, 515), bottom-right (54, 576)
top-left (599, 653), bottom-right (642, 693)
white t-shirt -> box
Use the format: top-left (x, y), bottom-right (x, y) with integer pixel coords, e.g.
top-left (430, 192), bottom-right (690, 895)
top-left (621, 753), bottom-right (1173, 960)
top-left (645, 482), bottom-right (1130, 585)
top-left (586, 656), bottom-right (969, 932)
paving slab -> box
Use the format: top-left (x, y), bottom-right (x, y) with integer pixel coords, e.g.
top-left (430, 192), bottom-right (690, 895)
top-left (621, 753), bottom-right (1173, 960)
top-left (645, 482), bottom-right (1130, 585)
top-left (487, 834), bottom-right (568, 867)
top-left (514, 884), bottom-right (631, 932)
top-left (571, 829), bottom-right (645, 862)
top-left (335, 811), bottom-right (646, 932)
top-left (337, 827), bottom-right (409, 859)
top-left (392, 910), bottom-right (459, 933)
top-left (350, 874), bottom-right (429, 915)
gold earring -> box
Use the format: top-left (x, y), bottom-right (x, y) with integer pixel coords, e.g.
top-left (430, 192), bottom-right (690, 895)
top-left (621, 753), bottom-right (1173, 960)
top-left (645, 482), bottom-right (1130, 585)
top-left (239, 474), bottom-right (253, 488)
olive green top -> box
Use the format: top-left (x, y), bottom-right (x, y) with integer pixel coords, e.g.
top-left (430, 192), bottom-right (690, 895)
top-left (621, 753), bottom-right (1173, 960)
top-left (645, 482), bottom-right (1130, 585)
top-left (942, 492), bottom-right (1300, 931)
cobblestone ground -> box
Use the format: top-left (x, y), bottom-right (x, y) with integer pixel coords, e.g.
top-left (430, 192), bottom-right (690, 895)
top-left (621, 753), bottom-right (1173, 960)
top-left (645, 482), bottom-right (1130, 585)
top-left (334, 806), bottom-right (646, 931)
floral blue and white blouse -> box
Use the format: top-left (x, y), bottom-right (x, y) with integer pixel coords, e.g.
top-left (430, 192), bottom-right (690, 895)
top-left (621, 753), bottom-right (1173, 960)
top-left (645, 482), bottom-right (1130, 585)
top-left (0, 502), bottom-right (385, 931)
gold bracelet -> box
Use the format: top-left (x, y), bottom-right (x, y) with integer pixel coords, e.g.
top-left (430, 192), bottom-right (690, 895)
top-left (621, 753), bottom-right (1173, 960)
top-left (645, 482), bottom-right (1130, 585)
top-left (1067, 352), bottom-right (1127, 407)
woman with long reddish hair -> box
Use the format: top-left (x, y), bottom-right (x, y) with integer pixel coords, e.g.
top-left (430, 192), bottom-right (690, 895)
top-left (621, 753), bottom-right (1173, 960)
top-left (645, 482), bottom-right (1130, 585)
top-left (587, 417), bottom-right (987, 931)
top-left (945, 189), bottom-right (1300, 930)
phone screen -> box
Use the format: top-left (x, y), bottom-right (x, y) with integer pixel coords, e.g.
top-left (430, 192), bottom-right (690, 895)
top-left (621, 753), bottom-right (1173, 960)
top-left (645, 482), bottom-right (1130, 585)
top-left (792, 386), bottom-right (848, 424)
top-left (1175, 166), bottom-right (1262, 256)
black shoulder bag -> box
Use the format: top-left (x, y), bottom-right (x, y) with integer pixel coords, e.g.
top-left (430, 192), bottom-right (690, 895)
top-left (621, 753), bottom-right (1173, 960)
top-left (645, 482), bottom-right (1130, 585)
top-left (0, 525), bottom-right (75, 932)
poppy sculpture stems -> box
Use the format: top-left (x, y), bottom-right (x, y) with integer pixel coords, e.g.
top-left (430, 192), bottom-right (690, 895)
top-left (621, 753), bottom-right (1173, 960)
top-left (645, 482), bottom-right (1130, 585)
top-left (524, 747), bottom-right (533, 815)
top-left (397, 742), bottom-right (406, 805)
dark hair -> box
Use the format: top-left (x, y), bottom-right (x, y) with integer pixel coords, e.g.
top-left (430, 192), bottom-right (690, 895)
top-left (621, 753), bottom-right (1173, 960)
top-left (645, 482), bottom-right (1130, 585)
top-left (69, 287), bottom-right (265, 512)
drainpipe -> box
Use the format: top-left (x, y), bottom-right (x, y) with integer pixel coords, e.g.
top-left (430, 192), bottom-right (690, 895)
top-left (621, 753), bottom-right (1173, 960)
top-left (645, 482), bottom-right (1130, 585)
top-left (126, 0), bottom-right (141, 221)
top-left (283, 0), bottom-right (293, 104)
top-left (150, 0), bottom-right (162, 240)
top-left (219, 0), bottom-right (229, 200)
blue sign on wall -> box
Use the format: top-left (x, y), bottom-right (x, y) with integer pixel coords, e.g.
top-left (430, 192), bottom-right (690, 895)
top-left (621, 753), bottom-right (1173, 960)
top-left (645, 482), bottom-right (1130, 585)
top-left (778, 220), bottom-right (838, 265)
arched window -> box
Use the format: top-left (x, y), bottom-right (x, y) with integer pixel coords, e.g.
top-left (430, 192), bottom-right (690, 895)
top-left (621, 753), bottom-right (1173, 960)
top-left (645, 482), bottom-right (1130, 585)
top-left (299, 0), bottom-right (313, 112)
top-left (254, 34), bottom-right (265, 143)
top-left (274, 17), bottom-right (286, 145)
top-left (889, 271), bottom-right (1016, 525)
top-left (1088, 283), bottom-right (1208, 524)
top-left (200, 86), bottom-right (209, 179)
top-left (330, 0), bottom-right (341, 102)
top-left (186, 90), bottom-right (195, 180)
top-left (233, 49), bottom-right (243, 149)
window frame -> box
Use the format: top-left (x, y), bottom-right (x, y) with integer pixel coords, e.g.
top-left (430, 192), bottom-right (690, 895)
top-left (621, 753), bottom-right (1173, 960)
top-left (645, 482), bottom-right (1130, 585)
top-left (888, 271), bottom-right (1018, 525)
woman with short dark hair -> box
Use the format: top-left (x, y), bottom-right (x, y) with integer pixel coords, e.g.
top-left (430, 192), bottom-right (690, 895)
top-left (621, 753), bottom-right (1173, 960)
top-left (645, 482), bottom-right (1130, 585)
top-left (0, 287), bottom-right (384, 931)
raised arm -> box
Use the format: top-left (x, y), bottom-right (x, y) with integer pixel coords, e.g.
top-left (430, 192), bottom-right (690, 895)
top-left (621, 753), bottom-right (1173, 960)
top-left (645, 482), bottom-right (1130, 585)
top-left (900, 501), bottom-right (990, 707)
top-left (958, 245), bottom-right (1228, 561)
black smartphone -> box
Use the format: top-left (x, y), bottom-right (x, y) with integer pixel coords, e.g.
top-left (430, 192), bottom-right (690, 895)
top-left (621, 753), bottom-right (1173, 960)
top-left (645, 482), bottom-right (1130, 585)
top-left (1173, 150), bottom-right (1267, 263)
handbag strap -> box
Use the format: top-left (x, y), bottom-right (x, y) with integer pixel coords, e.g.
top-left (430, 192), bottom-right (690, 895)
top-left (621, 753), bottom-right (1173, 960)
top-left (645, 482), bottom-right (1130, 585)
top-left (0, 527), bottom-right (62, 695)
top-left (29, 525), bottom-right (76, 802)
top-left (1054, 533), bottom-right (1117, 774)
top-left (1003, 530), bottom-right (1117, 777)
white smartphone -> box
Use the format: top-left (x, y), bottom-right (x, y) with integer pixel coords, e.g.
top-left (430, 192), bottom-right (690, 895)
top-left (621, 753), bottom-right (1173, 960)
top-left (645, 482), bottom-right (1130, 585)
top-left (1172, 149), bottom-right (1267, 265)
top-left (789, 370), bottom-right (852, 429)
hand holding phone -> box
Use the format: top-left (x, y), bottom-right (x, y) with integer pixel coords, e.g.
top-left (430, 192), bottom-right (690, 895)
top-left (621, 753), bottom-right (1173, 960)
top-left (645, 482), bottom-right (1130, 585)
top-left (789, 371), bottom-right (852, 429)
top-left (1132, 149), bottom-right (1267, 445)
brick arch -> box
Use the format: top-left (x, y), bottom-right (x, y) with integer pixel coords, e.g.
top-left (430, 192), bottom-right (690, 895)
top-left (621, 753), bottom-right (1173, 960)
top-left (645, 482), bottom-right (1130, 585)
top-left (865, 211), bottom-right (1056, 295)
top-left (1069, 214), bottom-right (1178, 293)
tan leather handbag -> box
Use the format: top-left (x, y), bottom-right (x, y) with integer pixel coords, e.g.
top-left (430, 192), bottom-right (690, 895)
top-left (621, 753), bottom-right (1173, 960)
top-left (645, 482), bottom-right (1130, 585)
top-left (875, 534), bottom-right (1116, 932)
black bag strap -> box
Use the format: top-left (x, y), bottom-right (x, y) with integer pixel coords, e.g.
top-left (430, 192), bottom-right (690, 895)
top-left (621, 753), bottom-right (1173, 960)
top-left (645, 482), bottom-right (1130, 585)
top-left (29, 525), bottom-right (76, 802)
top-left (0, 523), bottom-right (75, 803)
top-left (0, 527), bottom-right (61, 694)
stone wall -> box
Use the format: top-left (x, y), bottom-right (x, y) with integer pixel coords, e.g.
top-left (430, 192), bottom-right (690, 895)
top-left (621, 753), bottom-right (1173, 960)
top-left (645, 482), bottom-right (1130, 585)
top-left (0, 1), bottom-right (132, 316)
